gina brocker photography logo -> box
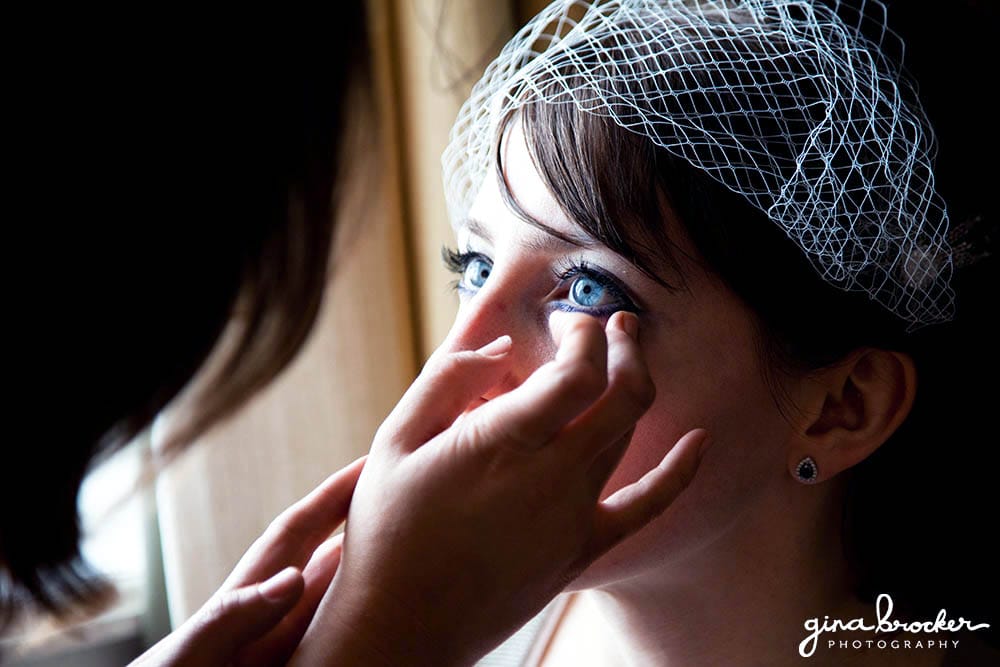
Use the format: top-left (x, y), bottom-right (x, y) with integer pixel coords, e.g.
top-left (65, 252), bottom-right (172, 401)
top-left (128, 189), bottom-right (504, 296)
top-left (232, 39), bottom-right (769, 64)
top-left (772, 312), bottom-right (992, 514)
top-left (799, 593), bottom-right (991, 658)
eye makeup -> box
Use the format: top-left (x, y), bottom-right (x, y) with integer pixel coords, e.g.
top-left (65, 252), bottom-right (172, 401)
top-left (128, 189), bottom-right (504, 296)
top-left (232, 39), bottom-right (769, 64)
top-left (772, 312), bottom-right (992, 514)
top-left (551, 257), bottom-right (641, 316)
top-left (443, 246), bottom-right (641, 318)
top-left (442, 247), bottom-right (493, 295)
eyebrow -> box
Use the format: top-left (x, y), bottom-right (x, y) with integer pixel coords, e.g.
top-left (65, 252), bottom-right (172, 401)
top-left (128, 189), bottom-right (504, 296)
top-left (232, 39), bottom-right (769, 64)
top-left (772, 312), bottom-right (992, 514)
top-left (462, 216), bottom-right (600, 252)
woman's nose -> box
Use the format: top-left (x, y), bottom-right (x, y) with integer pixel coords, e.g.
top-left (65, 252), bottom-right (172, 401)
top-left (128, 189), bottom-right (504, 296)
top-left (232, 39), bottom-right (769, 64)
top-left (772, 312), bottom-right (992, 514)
top-left (440, 284), bottom-right (554, 399)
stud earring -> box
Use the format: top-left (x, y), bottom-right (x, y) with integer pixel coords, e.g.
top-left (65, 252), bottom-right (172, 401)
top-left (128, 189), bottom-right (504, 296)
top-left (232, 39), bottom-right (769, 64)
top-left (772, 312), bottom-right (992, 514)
top-left (794, 456), bottom-right (819, 484)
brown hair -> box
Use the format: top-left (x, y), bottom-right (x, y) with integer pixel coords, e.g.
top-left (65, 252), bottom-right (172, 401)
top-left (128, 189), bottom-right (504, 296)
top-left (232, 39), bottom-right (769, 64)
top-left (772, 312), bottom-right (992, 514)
top-left (495, 1), bottom-right (997, 641)
top-left (1, 7), bottom-right (370, 623)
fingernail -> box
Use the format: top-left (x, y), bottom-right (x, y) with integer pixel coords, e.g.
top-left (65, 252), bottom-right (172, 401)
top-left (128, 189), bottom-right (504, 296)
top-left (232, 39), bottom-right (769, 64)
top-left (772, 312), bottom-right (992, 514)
top-left (618, 312), bottom-right (639, 340)
top-left (476, 335), bottom-right (512, 358)
top-left (259, 566), bottom-right (301, 602)
top-left (548, 310), bottom-right (572, 343)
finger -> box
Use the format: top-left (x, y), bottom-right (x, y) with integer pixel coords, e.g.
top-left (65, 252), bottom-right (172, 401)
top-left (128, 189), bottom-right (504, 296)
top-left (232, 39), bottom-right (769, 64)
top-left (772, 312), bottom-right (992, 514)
top-left (224, 456), bottom-right (364, 590)
top-left (569, 312), bottom-right (654, 457)
top-left (559, 312), bottom-right (655, 490)
top-left (548, 310), bottom-right (608, 380)
top-left (458, 314), bottom-right (609, 450)
top-left (297, 534), bottom-right (345, 625)
top-left (379, 335), bottom-right (515, 451)
top-left (585, 429), bottom-right (633, 500)
top-left (235, 535), bottom-right (345, 667)
top-left (588, 428), bottom-right (709, 557)
top-left (174, 567), bottom-right (305, 667)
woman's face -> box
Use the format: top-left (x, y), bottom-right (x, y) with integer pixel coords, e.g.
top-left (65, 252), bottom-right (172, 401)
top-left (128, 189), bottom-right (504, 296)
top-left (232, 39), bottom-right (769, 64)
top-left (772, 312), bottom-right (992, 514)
top-left (442, 122), bottom-right (800, 588)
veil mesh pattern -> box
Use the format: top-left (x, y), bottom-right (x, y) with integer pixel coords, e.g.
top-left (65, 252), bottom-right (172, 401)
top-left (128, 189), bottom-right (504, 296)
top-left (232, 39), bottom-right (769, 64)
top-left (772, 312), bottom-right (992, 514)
top-left (442, 0), bottom-right (954, 329)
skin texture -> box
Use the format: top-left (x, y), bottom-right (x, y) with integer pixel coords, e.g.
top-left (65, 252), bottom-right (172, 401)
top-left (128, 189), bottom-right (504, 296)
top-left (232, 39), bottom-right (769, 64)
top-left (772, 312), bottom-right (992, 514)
top-left (132, 266), bottom-right (709, 666)
top-left (288, 312), bottom-right (710, 667)
top-left (131, 458), bottom-right (366, 667)
top-left (130, 120), bottom-right (924, 667)
top-left (137, 310), bottom-right (709, 667)
top-left (435, 122), bottom-right (929, 667)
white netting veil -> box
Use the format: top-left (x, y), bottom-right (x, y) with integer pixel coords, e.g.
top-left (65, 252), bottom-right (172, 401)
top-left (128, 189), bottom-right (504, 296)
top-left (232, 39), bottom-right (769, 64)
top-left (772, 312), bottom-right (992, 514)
top-left (442, 0), bottom-right (954, 329)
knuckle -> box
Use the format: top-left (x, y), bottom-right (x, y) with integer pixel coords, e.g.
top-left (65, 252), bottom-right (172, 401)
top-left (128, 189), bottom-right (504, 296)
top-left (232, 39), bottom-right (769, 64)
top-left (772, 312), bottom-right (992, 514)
top-left (376, 402), bottom-right (424, 451)
top-left (201, 591), bottom-right (237, 628)
top-left (612, 363), bottom-right (656, 411)
top-left (373, 419), bottom-right (397, 447)
top-left (460, 409), bottom-right (537, 451)
top-left (553, 357), bottom-right (607, 401)
top-left (372, 420), bottom-right (389, 444)
top-left (263, 511), bottom-right (306, 546)
top-left (424, 350), bottom-right (477, 383)
top-left (420, 345), bottom-right (453, 372)
top-left (455, 414), bottom-right (486, 446)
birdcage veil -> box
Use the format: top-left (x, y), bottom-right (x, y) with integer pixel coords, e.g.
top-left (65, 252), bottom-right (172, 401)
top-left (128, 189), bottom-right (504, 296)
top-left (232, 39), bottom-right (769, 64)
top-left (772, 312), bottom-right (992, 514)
top-left (442, 0), bottom-right (954, 329)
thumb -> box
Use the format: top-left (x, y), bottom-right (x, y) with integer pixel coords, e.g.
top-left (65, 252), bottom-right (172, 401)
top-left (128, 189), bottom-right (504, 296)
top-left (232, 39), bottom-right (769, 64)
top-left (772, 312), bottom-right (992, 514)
top-left (181, 567), bottom-right (305, 666)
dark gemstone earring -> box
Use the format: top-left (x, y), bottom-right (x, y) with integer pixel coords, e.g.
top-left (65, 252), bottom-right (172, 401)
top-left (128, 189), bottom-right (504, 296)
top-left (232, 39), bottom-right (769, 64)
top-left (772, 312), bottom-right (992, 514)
top-left (795, 456), bottom-right (819, 484)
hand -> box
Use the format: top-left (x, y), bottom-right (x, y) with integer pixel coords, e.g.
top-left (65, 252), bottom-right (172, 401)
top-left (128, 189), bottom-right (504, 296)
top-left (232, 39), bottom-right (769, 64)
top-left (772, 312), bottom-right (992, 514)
top-left (292, 312), bottom-right (709, 667)
top-left (131, 456), bottom-right (366, 667)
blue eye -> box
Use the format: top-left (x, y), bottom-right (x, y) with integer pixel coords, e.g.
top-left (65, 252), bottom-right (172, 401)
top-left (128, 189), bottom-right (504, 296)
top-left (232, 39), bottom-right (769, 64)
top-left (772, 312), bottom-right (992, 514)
top-left (554, 260), bottom-right (639, 316)
top-left (569, 275), bottom-right (607, 307)
top-left (442, 248), bottom-right (493, 295)
top-left (463, 256), bottom-right (492, 289)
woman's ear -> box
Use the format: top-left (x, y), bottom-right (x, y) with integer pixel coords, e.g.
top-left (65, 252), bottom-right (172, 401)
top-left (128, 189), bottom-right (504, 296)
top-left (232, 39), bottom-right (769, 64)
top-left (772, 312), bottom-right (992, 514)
top-left (789, 348), bottom-right (917, 482)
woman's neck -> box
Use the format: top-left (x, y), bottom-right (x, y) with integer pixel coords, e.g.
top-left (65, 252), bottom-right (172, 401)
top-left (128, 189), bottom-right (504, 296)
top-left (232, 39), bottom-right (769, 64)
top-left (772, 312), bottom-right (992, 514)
top-left (574, 479), bottom-right (942, 667)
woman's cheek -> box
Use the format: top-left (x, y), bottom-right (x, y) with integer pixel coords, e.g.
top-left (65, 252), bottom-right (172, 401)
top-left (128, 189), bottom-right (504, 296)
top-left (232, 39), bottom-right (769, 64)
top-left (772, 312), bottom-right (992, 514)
top-left (572, 377), bottom-right (789, 588)
top-left (599, 407), bottom-right (686, 499)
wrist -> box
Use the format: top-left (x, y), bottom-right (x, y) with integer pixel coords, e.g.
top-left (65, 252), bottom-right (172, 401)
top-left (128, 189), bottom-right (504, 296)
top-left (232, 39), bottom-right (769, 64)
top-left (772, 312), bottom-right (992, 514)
top-left (301, 578), bottom-right (467, 667)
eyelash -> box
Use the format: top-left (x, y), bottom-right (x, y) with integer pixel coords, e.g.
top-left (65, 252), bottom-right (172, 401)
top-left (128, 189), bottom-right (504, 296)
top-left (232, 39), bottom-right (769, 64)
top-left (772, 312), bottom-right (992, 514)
top-left (552, 257), bottom-right (640, 315)
top-left (441, 246), bottom-right (640, 315)
top-left (441, 247), bottom-right (487, 292)
top-left (442, 247), bottom-right (479, 274)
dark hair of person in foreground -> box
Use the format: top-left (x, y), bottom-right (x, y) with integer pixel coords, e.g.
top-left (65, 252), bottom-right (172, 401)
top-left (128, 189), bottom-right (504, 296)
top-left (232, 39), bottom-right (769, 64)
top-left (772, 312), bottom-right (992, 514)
top-left (1, 7), bottom-right (369, 625)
